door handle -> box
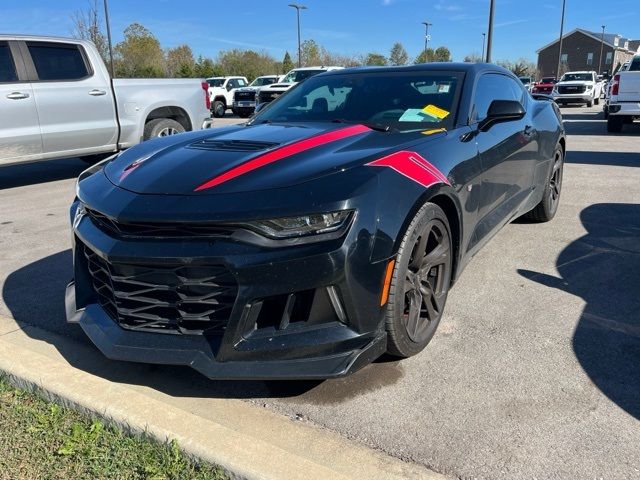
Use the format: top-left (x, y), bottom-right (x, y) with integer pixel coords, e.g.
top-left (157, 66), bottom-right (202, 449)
top-left (523, 125), bottom-right (535, 138)
top-left (6, 92), bottom-right (29, 100)
top-left (88, 89), bottom-right (107, 96)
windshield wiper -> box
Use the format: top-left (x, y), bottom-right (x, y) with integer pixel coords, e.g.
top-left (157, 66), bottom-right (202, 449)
top-left (331, 118), bottom-right (396, 133)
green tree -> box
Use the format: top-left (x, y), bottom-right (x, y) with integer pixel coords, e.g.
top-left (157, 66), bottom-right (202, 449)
top-left (166, 45), bottom-right (195, 77)
top-left (389, 42), bottom-right (408, 66)
top-left (463, 53), bottom-right (483, 63)
top-left (364, 52), bottom-right (388, 66)
top-left (497, 58), bottom-right (537, 77)
top-left (114, 23), bottom-right (165, 77)
top-left (193, 55), bottom-right (223, 78)
top-left (433, 46), bottom-right (452, 62)
top-left (414, 48), bottom-right (435, 64)
top-left (282, 51), bottom-right (294, 73)
top-left (216, 49), bottom-right (280, 81)
top-left (300, 39), bottom-right (322, 66)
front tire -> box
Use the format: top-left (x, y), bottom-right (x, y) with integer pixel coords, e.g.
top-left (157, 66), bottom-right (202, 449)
top-left (523, 144), bottom-right (564, 222)
top-left (385, 203), bottom-right (453, 358)
top-left (143, 118), bottom-right (185, 140)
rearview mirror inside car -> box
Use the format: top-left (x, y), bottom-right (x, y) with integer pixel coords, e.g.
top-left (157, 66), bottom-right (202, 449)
top-left (479, 100), bottom-right (525, 131)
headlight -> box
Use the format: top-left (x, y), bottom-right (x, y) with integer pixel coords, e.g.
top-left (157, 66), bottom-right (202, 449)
top-left (243, 210), bottom-right (354, 239)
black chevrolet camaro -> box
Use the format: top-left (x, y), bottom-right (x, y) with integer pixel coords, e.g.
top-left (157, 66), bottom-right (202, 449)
top-left (67, 63), bottom-right (565, 379)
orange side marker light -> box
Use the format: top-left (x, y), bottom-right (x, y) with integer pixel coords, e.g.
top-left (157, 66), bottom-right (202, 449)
top-left (380, 259), bottom-right (396, 306)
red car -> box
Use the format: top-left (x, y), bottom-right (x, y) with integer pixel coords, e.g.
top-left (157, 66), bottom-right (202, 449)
top-left (532, 77), bottom-right (557, 95)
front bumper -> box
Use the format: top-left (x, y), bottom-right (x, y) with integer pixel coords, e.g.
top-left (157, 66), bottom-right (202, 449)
top-left (552, 92), bottom-right (593, 104)
top-left (233, 101), bottom-right (256, 108)
top-left (66, 181), bottom-right (390, 379)
top-left (66, 283), bottom-right (386, 379)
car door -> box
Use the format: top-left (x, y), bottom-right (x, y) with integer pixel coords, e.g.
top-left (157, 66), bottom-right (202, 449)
top-left (0, 41), bottom-right (42, 165)
top-left (21, 40), bottom-right (117, 157)
top-left (472, 73), bottom-right (538, 244)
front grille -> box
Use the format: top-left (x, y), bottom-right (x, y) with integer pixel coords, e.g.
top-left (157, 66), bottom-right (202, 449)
top-left (558, 85), bottom-right (586, 94)
top-left (235, 91), bottom-right (256, 101)
top-left (86, 208), bottom-right (236, 238)
top-left (187, 139), bottom-right (279, 153)
top-left (258, 91), bottom-right (283, 103)
top-left (83, 245), bottom-right (238, 335)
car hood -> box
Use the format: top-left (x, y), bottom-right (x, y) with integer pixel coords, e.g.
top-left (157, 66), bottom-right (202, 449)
top-left (104, 123), bottom-right (436, 196)
top-left (235, 87), bottom-right (258, 93)
top-left (556, 81), bottom-right (593, 86)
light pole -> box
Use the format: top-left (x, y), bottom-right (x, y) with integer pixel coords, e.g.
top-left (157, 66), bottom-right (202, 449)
top-left (422, 21), bottom-right (432, 62)
top-left (598, 25), bottom-right (606, 74)
top-left (485, 0), bottom-right (495, 62)
top-left (481, 33), bottom-right (486, 62)
top-left (102, 0), bottom-right (115, 78)
top-left (288, 4), bottom-right (307, 68)
top-left (556, 0), bottom-right (566, 78)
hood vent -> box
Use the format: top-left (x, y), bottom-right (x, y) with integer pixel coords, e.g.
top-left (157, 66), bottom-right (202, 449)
top-left (188, 139), bottom-right (280, 152)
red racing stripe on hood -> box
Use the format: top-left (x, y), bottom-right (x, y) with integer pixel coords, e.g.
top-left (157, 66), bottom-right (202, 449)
top-left (194, 124), bottom-right (371, 191)
top-left (367, 151), bottom-right (450, 188)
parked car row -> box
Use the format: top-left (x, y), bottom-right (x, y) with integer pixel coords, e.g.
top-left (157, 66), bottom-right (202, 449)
top-left (207, 66), bottom-right (344, 119)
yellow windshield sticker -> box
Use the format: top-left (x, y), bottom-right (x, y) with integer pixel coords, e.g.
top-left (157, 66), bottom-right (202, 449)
top-left (421, 128), bottom-right (446, 135)
top-left (422, 104), bottom-right (450, 120)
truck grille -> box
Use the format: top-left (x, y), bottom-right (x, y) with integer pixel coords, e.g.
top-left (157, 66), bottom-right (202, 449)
top-left (235, 91), bottom-right (256, 101)
top-left (86, 208), bottom-right (236, 238)
top-left (258, 91), bottom-right (283, 103)
top-left (83, 245), bottom-right (238, 335)
top-left (558, 85), bottom-right (586, 94)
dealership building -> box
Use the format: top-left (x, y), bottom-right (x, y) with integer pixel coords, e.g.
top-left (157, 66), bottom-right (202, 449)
top-left (536, 28), bottom-right (640, 78)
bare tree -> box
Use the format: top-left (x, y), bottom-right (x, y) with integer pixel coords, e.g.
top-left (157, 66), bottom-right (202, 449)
top-left (71, 0), bottom-right (109, 65)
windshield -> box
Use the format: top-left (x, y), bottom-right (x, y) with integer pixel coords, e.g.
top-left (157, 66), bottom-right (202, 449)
top-left (251, 77), bottom-right (278, 87)
top-left (561, 73), bottom-right (592, 82)
top-left (282, 69), bottom-right (325, 84)
top-left (252, 71), bottom-right (463, 132)
top-left (207, 78), bottom-right (224, 87)
top-left (541, 77), bottom-right (556, 83)
top-left (519, 77), bottom-right (531, 84)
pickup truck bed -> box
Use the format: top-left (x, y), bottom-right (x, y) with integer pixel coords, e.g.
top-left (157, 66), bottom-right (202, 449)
top-left (607, 56), bottom-right (640, 133)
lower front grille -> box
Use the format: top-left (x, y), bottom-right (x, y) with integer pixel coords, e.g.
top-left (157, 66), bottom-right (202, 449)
top-left (235, 91), bottom-right (256, 101)
top-left (83, 245), bottom-right (238, 335)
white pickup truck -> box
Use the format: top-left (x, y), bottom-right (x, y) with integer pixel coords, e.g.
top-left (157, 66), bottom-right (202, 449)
top-left (0, 35), bottom-right (212, 166)
top-left (206, 76), bottom-right (248, 118)
top-left (607, 55), bottom-right (640, 133)
top-left (552, 71), bottom-right (603, 107)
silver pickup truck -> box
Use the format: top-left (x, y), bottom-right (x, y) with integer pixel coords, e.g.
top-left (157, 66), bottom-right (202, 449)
top-left (0, 34), bottom-right (212, 166)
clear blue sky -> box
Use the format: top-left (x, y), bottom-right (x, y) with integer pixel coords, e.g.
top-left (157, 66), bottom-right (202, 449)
top-left (4, 0), bottom-right (639, 62)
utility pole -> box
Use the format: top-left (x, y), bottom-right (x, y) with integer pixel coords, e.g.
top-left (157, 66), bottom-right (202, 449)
top-left (598, 25), bottom-right (606, 74)
top-left (422, 21), bottom-right (432, 62)
top-left (102, 0), bottom-right (115, 78)
top-left (556, 0), bottom-right (566, 78)
top-left (485, 0), bottom-right (495, 62)
top-left (481, 33), bottom-right (486, 62)
top-left (288, 4), bottom-right (307, 68)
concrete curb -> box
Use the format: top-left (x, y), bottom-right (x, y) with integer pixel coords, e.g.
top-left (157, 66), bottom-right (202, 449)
top-left (0, 315), bottom-right (446, 480)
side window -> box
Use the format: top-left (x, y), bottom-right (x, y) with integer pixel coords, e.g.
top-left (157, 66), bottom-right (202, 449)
top-left (0, 43), bottom-right (18, 82)
top-left (473, 74), bottom-right (524, 122)
top-left (237, 78), bottom-right (247, 87)
top-left (27, 42), bottom-right (90, 81)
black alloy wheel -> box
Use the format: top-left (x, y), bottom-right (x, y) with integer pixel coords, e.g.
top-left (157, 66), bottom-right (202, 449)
top-left (386, 203), bottom-right (452, 358)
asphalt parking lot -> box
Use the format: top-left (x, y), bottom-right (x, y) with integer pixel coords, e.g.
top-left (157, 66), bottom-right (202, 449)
top-left (1, 107), bottom-right (639, 479)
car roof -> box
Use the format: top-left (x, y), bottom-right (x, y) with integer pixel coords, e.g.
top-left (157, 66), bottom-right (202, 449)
top-left (0, 33), bottom-right (90, 45)
top-left (325, 62), bottom-right (513, 77)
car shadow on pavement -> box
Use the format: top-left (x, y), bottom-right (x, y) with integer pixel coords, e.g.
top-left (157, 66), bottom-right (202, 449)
top-left (518, 203), bottom-right (640, 419)
top-left (2, 250), bottom-right (403, 402)
top-left (0, 158), bottom-right (87, 190)
top-left (566, 150), bottom-right (640, 167)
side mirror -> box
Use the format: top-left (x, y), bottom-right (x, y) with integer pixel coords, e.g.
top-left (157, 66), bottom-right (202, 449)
top-left (226, 84), bottom-right (233, 91)
top-left (478, 100), bottom-right (525, 131)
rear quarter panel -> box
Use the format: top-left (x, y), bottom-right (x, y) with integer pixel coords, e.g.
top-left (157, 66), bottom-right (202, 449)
top-left (113, 78), bottom-right (209, 147)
